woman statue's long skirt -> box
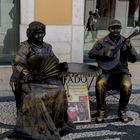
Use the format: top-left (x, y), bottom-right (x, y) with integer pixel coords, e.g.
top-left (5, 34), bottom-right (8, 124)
top-left (8, 79), bottom-right (73, 140)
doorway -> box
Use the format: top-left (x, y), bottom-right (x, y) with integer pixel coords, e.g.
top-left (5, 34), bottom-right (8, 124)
top-left (84, 0), bottom-right (116, 63)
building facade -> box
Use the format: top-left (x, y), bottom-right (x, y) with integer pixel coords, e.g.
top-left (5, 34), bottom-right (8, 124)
top-left (0, 0), bottom-right (140, 65)
top-left (0, 0), bottom-right (140, 91)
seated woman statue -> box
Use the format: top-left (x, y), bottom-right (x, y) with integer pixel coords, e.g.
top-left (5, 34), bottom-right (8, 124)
top-left (8, 21), bottom-right (75, 140)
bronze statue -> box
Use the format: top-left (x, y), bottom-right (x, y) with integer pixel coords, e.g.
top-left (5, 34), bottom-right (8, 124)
top-left (89, 19), bottom-right (138, 123)
top-left (9, 21), bottom-right (75, 140)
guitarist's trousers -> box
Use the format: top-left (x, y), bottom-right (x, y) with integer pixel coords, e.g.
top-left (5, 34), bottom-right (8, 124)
top-left (95, 72), bottom-right (132, 113)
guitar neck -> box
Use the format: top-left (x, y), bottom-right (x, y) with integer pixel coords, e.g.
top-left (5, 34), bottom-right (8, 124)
top-left (113, 29), bottom-right (140, 54)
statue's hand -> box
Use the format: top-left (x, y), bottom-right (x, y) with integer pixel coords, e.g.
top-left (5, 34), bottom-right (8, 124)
top-left (23, 74), bottom-right (33, 83)
top-left (103, 50), bottom-right (113, 58)
top-left (125, 39), bottom-right (132, 50)
top-left (102, 50), bottom-right (114, 61)
top-left (59, 62), bottom-right (68, 71)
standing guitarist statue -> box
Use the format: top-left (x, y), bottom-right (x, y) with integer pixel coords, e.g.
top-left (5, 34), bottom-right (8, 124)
top-left (89, 19), bottom-right (138, 123)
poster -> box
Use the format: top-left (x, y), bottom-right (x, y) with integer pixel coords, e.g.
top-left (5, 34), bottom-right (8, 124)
top-left (66, 83), bottom-right (91, 123)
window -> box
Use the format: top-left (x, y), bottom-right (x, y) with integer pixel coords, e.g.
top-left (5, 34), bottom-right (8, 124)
top-left (0, 0), bottom-right (20, 65)
top-left (84, 0), bottom-right (116, 63)
top-left (128, 0), bottom-right (140, 27)
top-left (0, 0), bottom-right (1, 26)
top-left (96, 0), bottom-right (116, 30)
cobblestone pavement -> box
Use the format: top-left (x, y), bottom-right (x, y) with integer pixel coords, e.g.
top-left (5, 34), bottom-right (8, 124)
top-left (0, 90), bottom-right (140, 140)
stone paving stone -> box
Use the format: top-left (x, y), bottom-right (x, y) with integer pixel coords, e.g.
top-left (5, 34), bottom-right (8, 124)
top-left (0, 102), bottom-right (16, 125)
top-left (0, 92), bottom-right (140, 139)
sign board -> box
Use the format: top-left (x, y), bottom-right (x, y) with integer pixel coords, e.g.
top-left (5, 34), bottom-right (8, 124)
top-left (66, 83), bottom-right (91, 123)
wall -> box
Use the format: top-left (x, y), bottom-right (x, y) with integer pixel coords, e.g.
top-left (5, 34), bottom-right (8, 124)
top-left (20, 0), bottom-right (85, 63)
top-left (35, 0), bottom-right (72, 25)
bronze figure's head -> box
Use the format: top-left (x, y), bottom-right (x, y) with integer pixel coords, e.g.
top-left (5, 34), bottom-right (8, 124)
top-left (108, 19), bottom-right (122, 37)
top-left (26, 21), bottom-right (46, 44)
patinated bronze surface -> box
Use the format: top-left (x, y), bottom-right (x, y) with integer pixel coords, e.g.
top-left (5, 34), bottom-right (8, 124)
top-left (9, 21), bottom-right (75, 140)
top-left (89, 19), bottom-right (138, 123)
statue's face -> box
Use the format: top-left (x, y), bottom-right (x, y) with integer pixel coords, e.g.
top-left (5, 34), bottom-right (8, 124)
top-left (109, 25), bottom-right (121, 37)
top-left (32, 30), bottom-right (45, 45)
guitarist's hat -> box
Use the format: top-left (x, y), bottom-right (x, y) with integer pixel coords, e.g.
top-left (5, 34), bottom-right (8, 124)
top-left (108, 19), bottom-right (122, 28)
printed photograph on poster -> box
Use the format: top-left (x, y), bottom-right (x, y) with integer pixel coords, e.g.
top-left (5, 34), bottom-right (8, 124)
top-left (66, 83), bottom-right (91, 123)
